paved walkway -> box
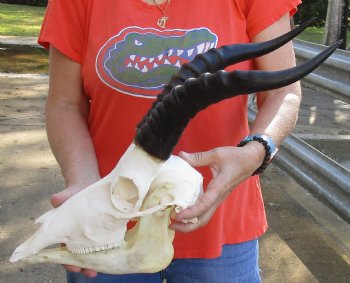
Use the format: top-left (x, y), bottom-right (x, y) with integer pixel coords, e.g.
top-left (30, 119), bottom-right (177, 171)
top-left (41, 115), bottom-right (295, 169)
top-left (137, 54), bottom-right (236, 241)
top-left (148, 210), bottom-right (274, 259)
top-left (0, 36), bottom-right (39, 46)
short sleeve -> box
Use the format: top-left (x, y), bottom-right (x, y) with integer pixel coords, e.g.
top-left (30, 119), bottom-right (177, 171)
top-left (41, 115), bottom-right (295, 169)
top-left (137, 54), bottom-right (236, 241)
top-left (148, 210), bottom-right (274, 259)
top-left (240, 0), bottom-right (302, 40)
top-left (38, 0), bottom-right (88, 63)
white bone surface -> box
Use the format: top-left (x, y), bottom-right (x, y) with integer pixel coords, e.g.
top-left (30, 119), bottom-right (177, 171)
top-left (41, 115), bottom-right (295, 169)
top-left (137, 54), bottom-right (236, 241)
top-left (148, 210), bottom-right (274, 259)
top-left (10, 143), bottom-right (202, 274)
top-left (21, 209), bottom-right (175, 274)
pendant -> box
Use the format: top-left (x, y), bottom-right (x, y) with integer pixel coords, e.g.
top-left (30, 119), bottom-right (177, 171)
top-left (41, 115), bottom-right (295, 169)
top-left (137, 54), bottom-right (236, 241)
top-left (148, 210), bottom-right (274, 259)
top-left (157, 16), bottom-right (168, 29)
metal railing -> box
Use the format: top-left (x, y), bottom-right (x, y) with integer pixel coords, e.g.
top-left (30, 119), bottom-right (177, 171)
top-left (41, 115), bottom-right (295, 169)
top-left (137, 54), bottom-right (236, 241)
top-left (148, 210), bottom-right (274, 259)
top-left (272, 133), bottom-right (350, 223)
top-left (247, 41), bottom-right (350, 223)
top-left (248, 110), bottom-right (350, 223)
top-left (294, 39), bottom-right (350, 103)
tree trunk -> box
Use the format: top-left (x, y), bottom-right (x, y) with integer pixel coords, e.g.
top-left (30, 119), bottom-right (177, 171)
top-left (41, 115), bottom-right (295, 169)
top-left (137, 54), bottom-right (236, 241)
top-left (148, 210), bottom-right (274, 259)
top-left (323, 0), bottom-right (344, 46)
top-left (340, 0), bottom-right (349, 49)
top-left (290, 17), bottom-right (295, 29)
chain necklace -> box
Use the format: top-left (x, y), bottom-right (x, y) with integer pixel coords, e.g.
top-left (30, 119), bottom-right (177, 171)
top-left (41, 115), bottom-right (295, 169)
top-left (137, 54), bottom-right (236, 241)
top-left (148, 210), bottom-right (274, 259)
top-left (153, 0), bottom-right (171, 29)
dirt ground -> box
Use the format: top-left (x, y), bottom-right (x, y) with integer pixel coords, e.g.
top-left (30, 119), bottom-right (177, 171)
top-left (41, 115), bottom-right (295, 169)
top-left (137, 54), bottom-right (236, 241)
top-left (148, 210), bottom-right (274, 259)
top-left (0, 74), bottom-right (350, 283)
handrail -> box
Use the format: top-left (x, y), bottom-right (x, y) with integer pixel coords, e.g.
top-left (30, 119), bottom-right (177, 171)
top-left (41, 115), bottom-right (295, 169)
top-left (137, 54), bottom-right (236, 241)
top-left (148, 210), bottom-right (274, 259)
top-left (293, 39), bottom-right (350, 103)
top-left (248, 108), bottom-right (350, 223)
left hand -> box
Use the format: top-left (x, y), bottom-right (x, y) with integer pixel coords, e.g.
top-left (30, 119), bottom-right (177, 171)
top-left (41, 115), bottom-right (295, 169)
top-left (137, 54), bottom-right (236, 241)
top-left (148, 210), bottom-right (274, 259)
top-left (51, 184), bottom-right (100, 278)
top-left (170, 145), bottom-right (263, 233)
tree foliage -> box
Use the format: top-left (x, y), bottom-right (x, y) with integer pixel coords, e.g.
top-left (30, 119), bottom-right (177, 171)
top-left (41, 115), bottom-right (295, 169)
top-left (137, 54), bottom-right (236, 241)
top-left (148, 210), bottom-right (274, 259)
top-left (294, 0), bottom-right (329, 27)
top-left (0, 0), bottom-right (47, 6)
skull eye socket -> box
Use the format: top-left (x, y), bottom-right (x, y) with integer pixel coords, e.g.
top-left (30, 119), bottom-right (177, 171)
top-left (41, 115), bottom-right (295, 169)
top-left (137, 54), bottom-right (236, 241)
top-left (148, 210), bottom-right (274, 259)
top-left (111, 177), bottom-right (139, 211)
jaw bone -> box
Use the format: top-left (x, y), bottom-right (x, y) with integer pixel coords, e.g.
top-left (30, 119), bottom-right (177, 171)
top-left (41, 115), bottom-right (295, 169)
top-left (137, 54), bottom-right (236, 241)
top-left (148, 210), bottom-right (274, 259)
top-left (21, 208), bottom-right (176, 274)
top-left (10, 143), bottom-right (203, 272)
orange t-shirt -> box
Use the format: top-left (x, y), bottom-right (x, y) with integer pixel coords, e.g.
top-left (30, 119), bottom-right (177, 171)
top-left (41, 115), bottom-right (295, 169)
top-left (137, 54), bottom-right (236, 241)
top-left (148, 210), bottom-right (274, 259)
top-left (39, 0), bottom-right (301, 259)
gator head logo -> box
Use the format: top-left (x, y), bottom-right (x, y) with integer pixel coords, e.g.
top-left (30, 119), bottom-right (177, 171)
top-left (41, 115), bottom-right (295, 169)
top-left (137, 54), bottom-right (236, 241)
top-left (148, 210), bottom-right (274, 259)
top-left (96, 27), bottom-right (218, 98)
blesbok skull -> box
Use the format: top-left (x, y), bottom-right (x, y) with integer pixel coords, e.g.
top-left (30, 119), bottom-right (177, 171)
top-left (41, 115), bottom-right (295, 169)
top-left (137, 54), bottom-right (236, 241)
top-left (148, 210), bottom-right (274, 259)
top-left (10, 143), bottom-right (202, 274)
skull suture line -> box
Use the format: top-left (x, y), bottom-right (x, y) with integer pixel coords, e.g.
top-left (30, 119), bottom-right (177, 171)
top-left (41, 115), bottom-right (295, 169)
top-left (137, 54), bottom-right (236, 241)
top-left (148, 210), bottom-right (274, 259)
top-left (10, 19), bottom-right (340, 273)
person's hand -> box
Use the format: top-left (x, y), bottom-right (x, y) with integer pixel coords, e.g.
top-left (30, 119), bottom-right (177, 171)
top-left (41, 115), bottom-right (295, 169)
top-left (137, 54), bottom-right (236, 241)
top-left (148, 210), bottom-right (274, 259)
top-left (170, 144), bottom-right (264, 233)
top-left (51, 185), bottom-right (99, 278)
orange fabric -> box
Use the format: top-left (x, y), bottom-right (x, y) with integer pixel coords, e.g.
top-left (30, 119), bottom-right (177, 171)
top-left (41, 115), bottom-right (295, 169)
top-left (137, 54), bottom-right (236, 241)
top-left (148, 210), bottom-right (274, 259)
top-left (39, 0), bottom-right (301, 259)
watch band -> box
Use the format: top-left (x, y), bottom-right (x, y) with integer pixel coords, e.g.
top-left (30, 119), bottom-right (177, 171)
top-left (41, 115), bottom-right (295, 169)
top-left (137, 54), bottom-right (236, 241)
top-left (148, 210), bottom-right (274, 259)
top-left (237, 134), bottom-right (278, 175)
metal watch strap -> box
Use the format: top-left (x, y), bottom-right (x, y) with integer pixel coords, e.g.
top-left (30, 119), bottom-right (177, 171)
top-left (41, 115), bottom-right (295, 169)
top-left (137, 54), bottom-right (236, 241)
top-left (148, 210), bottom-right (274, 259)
top-left (237, 134), bottom-right (278, 175)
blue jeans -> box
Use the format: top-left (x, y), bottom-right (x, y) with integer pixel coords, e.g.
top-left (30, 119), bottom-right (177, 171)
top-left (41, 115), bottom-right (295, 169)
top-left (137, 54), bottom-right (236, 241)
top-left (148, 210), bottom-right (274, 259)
top-left (67, 239), bottom-right (261, 283)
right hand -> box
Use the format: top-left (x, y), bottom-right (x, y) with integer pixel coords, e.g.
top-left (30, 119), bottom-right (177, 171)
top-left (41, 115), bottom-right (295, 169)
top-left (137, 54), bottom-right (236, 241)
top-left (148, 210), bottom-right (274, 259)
top-left (51, 185), bottom-right (98, 278)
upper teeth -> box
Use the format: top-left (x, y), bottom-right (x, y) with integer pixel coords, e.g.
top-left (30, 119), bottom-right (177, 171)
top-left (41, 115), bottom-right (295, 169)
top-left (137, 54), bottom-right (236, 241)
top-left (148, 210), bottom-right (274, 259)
top-left (68, 242), bottom-right (123, 254)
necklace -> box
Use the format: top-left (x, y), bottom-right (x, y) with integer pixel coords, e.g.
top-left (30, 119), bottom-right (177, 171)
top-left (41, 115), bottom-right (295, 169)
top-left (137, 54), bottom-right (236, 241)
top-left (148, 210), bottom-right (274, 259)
top-left (153, 0), bottom-right (171, 29)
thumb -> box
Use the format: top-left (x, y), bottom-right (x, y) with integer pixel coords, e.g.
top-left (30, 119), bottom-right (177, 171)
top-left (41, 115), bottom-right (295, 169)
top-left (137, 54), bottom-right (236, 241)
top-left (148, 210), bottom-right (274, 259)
top-left (50, 186), bottom-right (81, 208)
top-left (179, 150), bottom-right (215, 168)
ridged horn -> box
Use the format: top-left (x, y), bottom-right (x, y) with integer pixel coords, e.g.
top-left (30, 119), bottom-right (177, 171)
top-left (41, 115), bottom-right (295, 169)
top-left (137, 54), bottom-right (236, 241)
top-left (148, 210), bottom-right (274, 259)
top-left (164, 18), bottom-right (316, 90)
top-left (135, 41), bottom-right (340, 160)
top-left (137, 19), bottom-right (315, 128)
top-left (221, 40), bottom-right (342, 95)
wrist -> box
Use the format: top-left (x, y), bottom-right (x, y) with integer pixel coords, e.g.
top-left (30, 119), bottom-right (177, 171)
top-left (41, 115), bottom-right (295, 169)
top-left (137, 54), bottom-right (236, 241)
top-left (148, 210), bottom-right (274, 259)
top-left (237, 134), bottom-right (278, 175)
top-left (243, 141), bottom-right (266, 161)
top-left (64, 168), bottom-right (101, 189)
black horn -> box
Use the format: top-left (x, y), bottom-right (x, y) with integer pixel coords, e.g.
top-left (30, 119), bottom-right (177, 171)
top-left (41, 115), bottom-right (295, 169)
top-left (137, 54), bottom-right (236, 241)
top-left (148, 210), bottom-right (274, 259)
top-left (138, 18), bottom-right (315, 127)
top-left (135, 34), bottom-right (340, 160)
top-left (163, 18), bottom-right (316, 93)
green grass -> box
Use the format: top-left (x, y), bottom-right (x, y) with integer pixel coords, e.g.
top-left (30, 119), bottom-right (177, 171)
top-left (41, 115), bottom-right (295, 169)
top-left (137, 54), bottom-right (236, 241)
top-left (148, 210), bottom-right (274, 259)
top-left (297, 26), bottom-right (350, 49)
top-left (296, 27), bottom-right (325, 43)
top-left (0, 3), bottom-right (45, 37)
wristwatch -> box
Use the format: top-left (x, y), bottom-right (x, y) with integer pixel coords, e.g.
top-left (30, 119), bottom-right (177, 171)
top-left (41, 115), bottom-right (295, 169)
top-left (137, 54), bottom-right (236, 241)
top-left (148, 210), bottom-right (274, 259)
top-left (237, 134), bottom-right (278, 175)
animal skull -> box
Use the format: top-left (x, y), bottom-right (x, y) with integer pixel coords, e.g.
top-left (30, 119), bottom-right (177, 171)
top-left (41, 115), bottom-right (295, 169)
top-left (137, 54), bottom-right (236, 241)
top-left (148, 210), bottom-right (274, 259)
top-left (10, 143), bottom-right (203, 273)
